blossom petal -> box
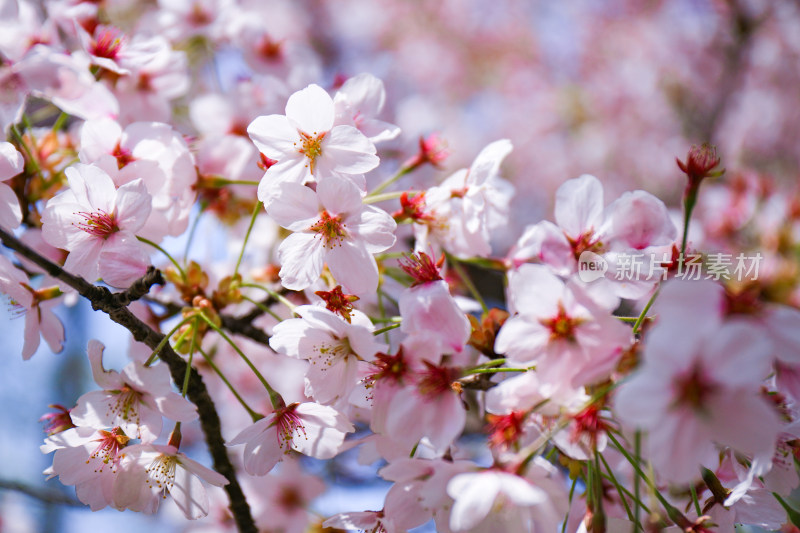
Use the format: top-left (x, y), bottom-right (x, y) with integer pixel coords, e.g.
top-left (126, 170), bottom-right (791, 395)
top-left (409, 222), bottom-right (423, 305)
top-left (285, 84), bottom-right (334, 134)
top-left (554, 174), bottom-right (604, 238)
top-left (247, 114), bottom-right (297, 159)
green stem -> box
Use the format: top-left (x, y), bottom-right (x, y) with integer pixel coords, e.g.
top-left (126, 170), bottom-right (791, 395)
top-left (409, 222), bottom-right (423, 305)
top-left (377, 287), bottom-right (398, 308)
top-left (632, 290), bottom-right (658, 335)
top-left (198, 346), bottom-right (262, 422)
top-left (599, 452), bottom-right (635, 524)
top-left (562, 476), bottom-right (579, 533)
top-left (447, 253), bottom-right (488, 314)
top-left (369, 316), bottom-right (402, 324)
top-left (469, 358), bottom-right (506, 370)
top-left (464, 367), bottom-right (528, 375)
top-left (234, 201), bottom-right (262, 278)
top-left (183, 207), bottom-right (204, 266)
top-left (592, 449), bottom-right (606, 532)
top-left (181, 320), bottom-right (198, 397)
top-left (690, 484), bottom-right (702, 518)
top-left (206, 177), bottom-right (261, 187)
top-left (681, 190), bottom-right (697, 258)
top-left (10, 124), bottom-right (42, 176)
top-left (376, 286), bottom-right (390, 344)
top-left (363, 190), bottom-right (415, 205)
top-left (373, 323), bottom-right (401, 336)
top-left (52, 111), bottom-right (68, 132)
top-left (198, 312), bottom-right (282, 409)
top-left (608, 431), bottom-right (687, 528)
top-left (369, 166), bottom-right (412, 197)
top-left (239, 282), bottom-right (296, 312)
top-left (634, 431), bottom-right (642, 531)
top-left (241, 294), bottom-right (282, 322)
top-left (144, 315), bottom-right (196, 366)
top-left (137, 236), bottom-right (186, 281)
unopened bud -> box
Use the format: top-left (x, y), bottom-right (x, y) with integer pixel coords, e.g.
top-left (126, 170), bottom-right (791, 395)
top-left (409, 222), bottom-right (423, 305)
top-left (402, 133), bottom-right (449, 172)
top-left (677, 143), bottom-right (724, 194)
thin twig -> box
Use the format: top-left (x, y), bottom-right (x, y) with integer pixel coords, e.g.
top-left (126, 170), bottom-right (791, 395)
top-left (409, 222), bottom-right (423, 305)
top-left (0, 479), bottom-right (82, 507)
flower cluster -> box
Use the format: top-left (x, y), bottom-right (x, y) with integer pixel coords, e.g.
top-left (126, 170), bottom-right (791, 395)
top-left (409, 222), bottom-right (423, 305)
top-left (1, 2), bottom-right (799, 533)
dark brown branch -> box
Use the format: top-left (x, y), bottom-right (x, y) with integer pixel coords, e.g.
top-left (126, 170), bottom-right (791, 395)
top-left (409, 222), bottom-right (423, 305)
top-left (0, 227), bottom-right (257, 533)
top-left (220, 314), bottom-right (272, 346)
top-left (112, 266), bottom-right (164, 306)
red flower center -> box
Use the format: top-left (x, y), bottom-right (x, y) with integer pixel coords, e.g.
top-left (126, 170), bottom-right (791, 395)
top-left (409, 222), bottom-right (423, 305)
top-left (311, 210), bottom-right (347, 247)
top-left (75, 209), bottom-right (120, 239)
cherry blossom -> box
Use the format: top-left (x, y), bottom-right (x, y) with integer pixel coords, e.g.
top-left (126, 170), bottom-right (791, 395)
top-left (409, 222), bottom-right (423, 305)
top-left (0, 141), bottom-right (23, 229)
top-left (70, 340), bottom-right (198, 443)
top-left (227, 401), bottom-right (354, 476)
top-left (0, 254), bottom-right (65, 360)
top-left (508, 174), bottom-right (676, 300)
top-left (41, 163), bottom-right (152, 287)
top-left (40, 426), bottom-right (130, 511)
top-left (495, 264), bottom-right (632, 390)
top-left (251, 459), bottom-right (326, 533)
top-left (614, 284), bottom-right (782, 483)
top-left (263, 175), bottom-right (396, 294)
top-left (397, 252), bottom-right (470, 353)
top-left (446, 462), bottom-right (567, 533)
top-left (333, 73), bottom-right (401, 144)
top-left (248, 83), bottom-right (379, 188)
top-left (113, 442), bottom-right (228, 519)
top-left (323, 510), bottom-right (398, 533)
top-left (415, 139), bottom-right (515, 258)
top-left (371, 338), bottom-right (467, 455)
top-left (78, 118), bottom-right (197, 241)
top-left (269, 304), bottom-right (384, 406)
top-left (380, 457), bottom-right (473, 531)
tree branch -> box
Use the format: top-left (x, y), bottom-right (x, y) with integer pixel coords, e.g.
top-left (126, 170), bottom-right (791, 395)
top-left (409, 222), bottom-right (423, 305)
top-left (220, 314), bottom-right (272, 346)
top-left (112, 266), bottom-right (165, 306)
top-left (0, 479), bottom-right (82, 507)
top-left (0, 227), bottom-right (257, 533)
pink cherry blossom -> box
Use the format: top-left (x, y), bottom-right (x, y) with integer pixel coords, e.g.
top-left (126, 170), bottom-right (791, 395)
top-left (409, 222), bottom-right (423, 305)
top-left (40, 426), bottom-right (131, 511)
top-left (614, 292), bottom-right (781, 484)
top-left (70, 340), bottom-right (198, 442)
top-left (109, 35), bottom-right (189, 124)
top-left (251, 459), bottom-right (326, 533)
top-left (0, 141), bottom-right (23, 229)
top-left (397, 252), bottom-right (470, 354)
top-left (495, 264), bottom-right (632, 390)
top-left (78, 118), bottom-right (197, 241)
top-left (113, 443), bottom-right (228, 519)
top-left (15, 44), bottom-right (119, 120)
top-left (263, 175), bottom-right (396, 294)
top-left (41, 163), bottom-right (152, 287)
top-left (380, 457), bottom-right (473, 531)
top-left (0, 254), bottom-right (65, 360)
top-left (379, 355), bottom-right (466, 455)
top-left (269, 304), bottom-right (384, 406)
top-left (508, 174), bottom-right (676, 299)
top-left (706, 452), bottom-right (786, 532)
top-left (248, 83), bottom-right (379, 187)
top-left (227, 401), bottom-right (354, 476)
top-left (415, 139), bottom-right (515, 258)
top-left (446, 462), bottom-right (567, 533)
top-left (333, 73), bottom-right (401, 144)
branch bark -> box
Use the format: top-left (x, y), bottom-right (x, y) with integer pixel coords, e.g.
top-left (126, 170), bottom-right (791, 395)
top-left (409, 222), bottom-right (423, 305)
top-left (0, 227), bottom-right (257, 533)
